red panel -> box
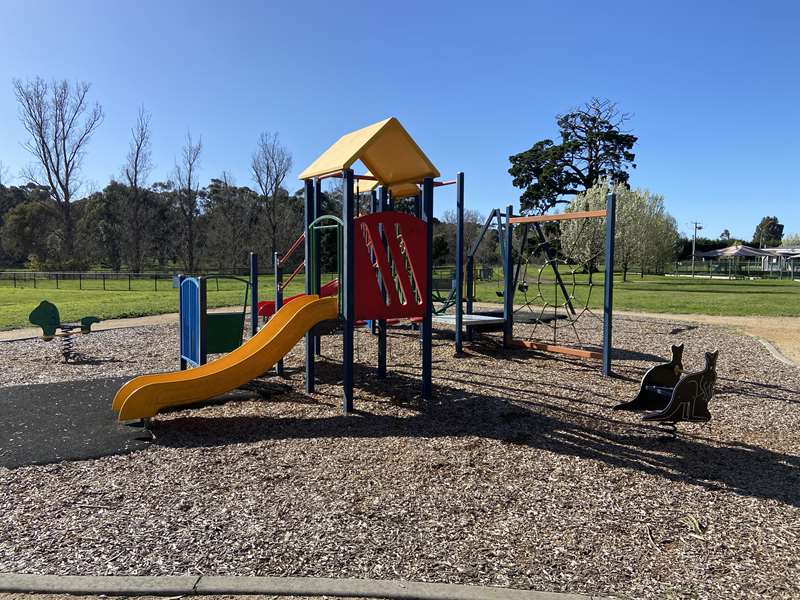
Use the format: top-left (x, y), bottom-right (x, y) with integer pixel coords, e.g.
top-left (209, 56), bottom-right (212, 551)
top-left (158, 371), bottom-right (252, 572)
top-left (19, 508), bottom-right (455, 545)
top-left (257, 279), bottom-right (339, 318)
top-left (354, 211), bottom-right (428, 321)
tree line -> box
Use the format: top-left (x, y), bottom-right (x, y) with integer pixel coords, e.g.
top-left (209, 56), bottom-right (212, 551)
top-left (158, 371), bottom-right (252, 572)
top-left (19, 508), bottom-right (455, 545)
top-left (2, 84), bottom-right (721, 277)
top-left (0, 78), bottom-right (305, 273)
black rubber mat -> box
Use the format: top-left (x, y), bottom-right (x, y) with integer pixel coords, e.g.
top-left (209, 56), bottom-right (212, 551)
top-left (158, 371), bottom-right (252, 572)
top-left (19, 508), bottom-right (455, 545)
top-left (0, 377), bottom-right (152, 469)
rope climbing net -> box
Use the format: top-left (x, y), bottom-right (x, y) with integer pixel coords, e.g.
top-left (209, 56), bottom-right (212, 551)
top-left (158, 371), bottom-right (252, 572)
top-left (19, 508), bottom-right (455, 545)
top-left (511, 210), bottom-right (608, 352)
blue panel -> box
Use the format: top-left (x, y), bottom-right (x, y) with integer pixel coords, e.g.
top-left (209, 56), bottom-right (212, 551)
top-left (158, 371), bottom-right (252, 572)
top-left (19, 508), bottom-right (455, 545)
top-left (180, 277), bottom-right (201, 367)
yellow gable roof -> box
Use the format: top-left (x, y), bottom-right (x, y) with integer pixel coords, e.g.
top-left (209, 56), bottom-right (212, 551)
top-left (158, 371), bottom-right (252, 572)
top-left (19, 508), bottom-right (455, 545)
top-left (354, 171), bottom-right (420, 198)
top-left (299, 117), bottom-right (439, 194)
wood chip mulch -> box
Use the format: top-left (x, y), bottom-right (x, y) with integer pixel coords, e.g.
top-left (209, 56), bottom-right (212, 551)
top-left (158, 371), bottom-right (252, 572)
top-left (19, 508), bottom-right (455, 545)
top-left (0, 313), bottom-right (798, 599)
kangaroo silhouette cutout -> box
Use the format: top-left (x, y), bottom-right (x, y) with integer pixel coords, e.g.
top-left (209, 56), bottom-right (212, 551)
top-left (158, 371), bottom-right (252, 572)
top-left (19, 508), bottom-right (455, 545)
top-left (614, 344), bottom-right (684, 411)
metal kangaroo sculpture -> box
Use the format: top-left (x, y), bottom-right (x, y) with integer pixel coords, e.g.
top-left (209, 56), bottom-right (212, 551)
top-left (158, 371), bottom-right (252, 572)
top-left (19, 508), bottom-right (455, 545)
top-left (614, 344), bottom-right (685, 412)
top-left (615, 344), bottom-right (718, 433)
top-left (643, 351), bottom-right (717, 424)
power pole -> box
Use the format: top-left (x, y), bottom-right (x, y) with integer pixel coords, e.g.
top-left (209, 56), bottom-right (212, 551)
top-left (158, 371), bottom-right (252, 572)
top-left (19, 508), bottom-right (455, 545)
top-left (690, 221), bottom-right (703, 277)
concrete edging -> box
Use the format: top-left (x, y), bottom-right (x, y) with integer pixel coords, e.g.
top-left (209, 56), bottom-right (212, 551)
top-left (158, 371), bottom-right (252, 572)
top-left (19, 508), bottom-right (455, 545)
top-left (754, 336), bottom-right (798, 367)
top-left (0, 574), bottom-right (601, 600)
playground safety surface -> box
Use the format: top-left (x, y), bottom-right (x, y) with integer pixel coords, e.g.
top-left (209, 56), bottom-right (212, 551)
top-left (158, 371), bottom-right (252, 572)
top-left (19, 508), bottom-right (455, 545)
top-left (1, 317), bottom-right (798, 599)
top-left (0, 378), bottom-right (149, 469)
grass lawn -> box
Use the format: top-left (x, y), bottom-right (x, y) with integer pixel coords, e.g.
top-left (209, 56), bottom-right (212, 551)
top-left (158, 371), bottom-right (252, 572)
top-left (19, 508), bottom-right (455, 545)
top-left (0, 275), bottom-right (308, 330)
top-left (1, 273), bottom-right (798, 330)
top-left (467, 272), bottom-right (800, 317)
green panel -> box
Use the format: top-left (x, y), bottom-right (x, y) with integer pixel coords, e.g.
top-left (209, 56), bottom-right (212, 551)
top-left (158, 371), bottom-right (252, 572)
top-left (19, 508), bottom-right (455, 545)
top-left (205, 312), bottom-right (245, 354)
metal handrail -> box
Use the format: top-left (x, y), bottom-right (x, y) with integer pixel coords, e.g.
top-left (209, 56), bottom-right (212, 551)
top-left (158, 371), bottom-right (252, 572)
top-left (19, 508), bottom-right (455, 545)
top-left (277, 233), bottom-right (306, 268)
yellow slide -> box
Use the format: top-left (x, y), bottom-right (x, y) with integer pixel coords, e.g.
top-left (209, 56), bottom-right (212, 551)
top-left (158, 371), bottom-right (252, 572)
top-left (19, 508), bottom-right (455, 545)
top-left (112, 295), bottom-right (338, 421)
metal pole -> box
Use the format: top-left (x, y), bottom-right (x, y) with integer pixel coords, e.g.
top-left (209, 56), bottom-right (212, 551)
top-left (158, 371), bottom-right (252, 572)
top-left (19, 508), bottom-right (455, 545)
top-left (454, 172), bottom-right (465, 355)
top-left (304, 178), bottom-right (316, 393)
top-left (249, 252), bottom-right (258, 337)
top-left (342, 169), bottom-right (356, 412)
top-left (465, 255), bottom-right (474, 342)
top-left (199, 277), bottom-right (208, 366)
top-left (179, 275), bottom-right (187, 370)
top-left (502, 205), bottom-right (514, 348)
top-left (602, 190), bottom-right (617, 376)
top-left (377, 186), bottom-right (388, 378)
top-left (274, 251), bottom-right (284, 376)
top-left (369, 190), bottom-right (379, 336)
top-left (421, 177), bottom-right (434, 400)
top-left (314, 177), bottom-right (323, 355)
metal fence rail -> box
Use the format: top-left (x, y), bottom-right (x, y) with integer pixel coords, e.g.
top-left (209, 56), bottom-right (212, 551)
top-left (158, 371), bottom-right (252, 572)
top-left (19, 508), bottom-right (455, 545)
top-left (0, 271), bottom-right (180, 291)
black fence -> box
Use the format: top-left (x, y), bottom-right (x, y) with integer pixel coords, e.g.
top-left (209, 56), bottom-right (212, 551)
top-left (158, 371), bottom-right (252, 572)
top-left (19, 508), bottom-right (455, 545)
top-left (0, 271), bottom-right (178, 291)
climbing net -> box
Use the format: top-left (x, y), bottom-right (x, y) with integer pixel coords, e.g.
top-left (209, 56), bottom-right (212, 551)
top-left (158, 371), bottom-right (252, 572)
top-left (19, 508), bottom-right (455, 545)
top-left (512, 213), bottom-right (606, 351)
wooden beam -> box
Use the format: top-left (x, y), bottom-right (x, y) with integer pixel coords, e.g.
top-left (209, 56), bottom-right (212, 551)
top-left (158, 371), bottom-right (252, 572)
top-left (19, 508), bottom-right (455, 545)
top-left (509, 209), bottom-right (608, 224)
top-left (511, 339), bottom-right (602, 360)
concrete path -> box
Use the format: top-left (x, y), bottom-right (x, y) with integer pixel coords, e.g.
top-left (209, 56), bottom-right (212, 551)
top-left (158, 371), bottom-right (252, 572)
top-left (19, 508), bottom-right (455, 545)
top-left (0, 574), bottom-right (602, 600)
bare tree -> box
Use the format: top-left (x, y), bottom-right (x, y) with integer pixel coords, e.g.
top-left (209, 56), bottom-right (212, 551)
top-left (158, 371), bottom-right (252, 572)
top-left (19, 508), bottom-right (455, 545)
top-left (251, 132), bottom-right (293, 260)
top-left (13, 77), bottom-right (104, 260)
top-left (174, 132), bottom-right (203, 272)
top-left (122, 107), bottom-right (153, 272)
top-left (0, 161), bottom-right (9, 186)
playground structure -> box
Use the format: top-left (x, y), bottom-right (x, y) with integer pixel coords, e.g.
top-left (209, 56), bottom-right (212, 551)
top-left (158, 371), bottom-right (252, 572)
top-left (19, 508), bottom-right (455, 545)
top-left (28, 300), bottom-right (100, 362)
top-left (113, 117), bottom-right (448, 420)
top-left (178, 253), bottom-right (260, 369)
top-left (440, 193), bottom-right (617, 374)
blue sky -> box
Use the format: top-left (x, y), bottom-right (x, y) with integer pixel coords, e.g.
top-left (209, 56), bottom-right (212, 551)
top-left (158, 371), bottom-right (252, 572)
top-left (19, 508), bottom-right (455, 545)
top-left (0, 0), bottom-right (798, 240)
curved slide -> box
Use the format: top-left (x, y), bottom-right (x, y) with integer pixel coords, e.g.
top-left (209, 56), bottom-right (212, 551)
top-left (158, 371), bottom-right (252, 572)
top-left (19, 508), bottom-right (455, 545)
top-left (113, 295), bottom-right (338, 421)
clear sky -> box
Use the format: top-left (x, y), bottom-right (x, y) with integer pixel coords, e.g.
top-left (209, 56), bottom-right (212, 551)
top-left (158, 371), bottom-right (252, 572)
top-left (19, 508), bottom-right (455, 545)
top-left (1, 0), bottom-right (798, 240)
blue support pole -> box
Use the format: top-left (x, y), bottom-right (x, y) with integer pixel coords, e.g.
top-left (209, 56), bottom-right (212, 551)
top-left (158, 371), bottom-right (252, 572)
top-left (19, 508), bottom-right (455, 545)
top-left (465, 255), bottom-right (474, 342)
top-left (377, 186), bottom-right (388, 378)
top-left (602, 189), bottom-right (617, 376)
top-left (274, 251), bottom-right (284, 376)
top-left (314, 177), bottom-right (323, 355)
top-left (421, 177), bottom-right (434, 400)
top-left (304, 178), bottom-right (315, 393)
top-left (342, 169), bottom-right (356, 412)
top-left (502, 205), bottom-right (514, 348)
top-left (413, 194), bottom-right (421, 218)
top-left (178, 274), bottom-right (187, 370)
top-left (369, 190), bottom-right (378, 336)
top-left (249, 252), bottom-right (258, 337)
top-left (454, 172), bottom-right (465, 355)
top-left (199, 277), bottom-right (208, 366)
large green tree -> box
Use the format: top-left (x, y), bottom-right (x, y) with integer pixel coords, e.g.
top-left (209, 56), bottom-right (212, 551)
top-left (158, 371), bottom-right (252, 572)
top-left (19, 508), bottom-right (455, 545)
top-left (508, 98), bottom-right (637, 214)
top-left (752, 216), bottom-right (784, 248)
top-left (76, 183), bottom-right (127, 270)
top-left (0, 183), bottom-right (52, 265)
top-left (1, 199), bottom-right (60, 265)
top-left (205, 174), bottom-right (261, 271)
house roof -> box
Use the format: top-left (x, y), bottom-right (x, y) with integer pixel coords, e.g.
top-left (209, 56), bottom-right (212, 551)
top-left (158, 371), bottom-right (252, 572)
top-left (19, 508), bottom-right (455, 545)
top-left (695, 245), bottom-right (773, 258)
top-left (298, 117), bottom-right (439, 196)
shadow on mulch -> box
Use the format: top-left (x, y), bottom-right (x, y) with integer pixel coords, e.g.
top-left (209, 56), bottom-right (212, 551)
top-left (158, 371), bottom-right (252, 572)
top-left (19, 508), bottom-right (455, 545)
top-left (149, 363), bottom-right (800, 509)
